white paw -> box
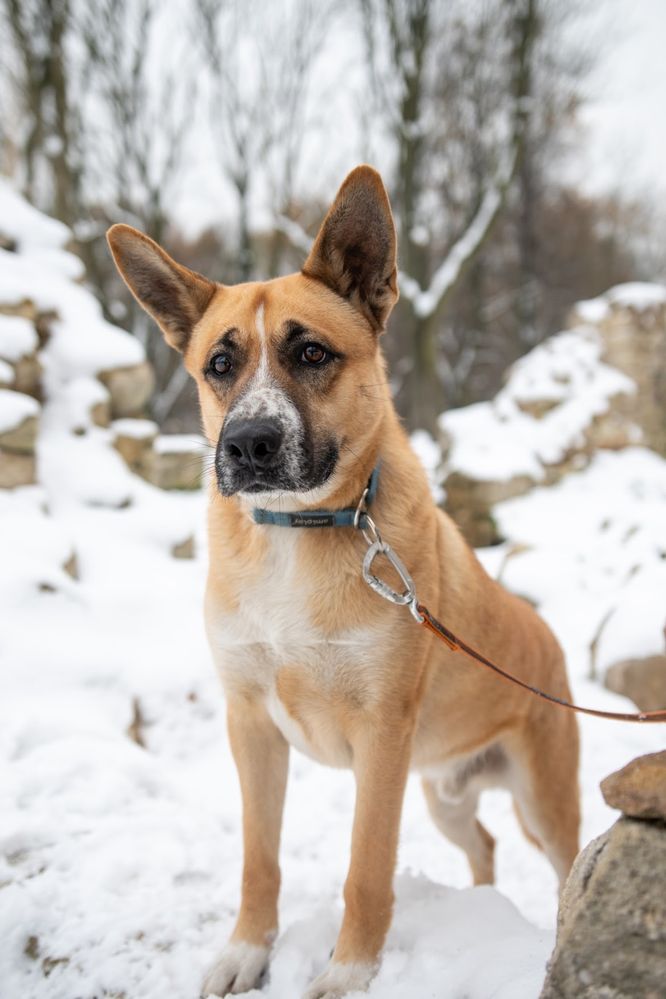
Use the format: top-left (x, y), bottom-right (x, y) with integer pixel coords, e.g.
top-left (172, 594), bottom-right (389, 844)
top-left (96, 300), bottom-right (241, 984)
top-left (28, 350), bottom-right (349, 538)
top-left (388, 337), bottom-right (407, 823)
top-left (202, 940), bottom-right (270, 996)
top-left (301, 960), bottom-right (375, 999)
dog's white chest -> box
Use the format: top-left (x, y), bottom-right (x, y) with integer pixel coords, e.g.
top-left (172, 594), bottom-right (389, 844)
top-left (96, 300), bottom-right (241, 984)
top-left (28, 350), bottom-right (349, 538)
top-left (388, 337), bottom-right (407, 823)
top-left (213, 529), bottom-right (319, 653)
top-left (207, 528), bottom-right (381, 765)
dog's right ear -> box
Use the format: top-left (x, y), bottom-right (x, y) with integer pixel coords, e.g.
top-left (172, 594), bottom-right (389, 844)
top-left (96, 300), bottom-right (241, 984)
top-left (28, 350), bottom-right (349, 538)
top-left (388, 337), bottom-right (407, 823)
top-left (107, 224), bottom-right (217, 353)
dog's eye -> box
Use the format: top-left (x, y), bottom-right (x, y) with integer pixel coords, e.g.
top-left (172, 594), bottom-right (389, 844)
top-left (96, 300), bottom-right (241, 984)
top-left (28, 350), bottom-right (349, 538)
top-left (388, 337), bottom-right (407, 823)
top-left (300, 343), bottom-right (330, 366)
top-left (210, 353), bottom-right (232, 376)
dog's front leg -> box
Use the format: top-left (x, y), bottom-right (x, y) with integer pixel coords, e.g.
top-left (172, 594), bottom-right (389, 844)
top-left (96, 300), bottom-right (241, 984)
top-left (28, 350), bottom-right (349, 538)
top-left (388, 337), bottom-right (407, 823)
top-left (203, 695), bottom-right (289, 997)
top-left (303, 715), bottom-right (413, 999)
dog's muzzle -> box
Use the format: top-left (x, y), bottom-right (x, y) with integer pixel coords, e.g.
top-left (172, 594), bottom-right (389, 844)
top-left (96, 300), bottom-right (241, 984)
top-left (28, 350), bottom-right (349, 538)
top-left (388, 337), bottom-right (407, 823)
top-left (217, 418), bottom-right (285, 493)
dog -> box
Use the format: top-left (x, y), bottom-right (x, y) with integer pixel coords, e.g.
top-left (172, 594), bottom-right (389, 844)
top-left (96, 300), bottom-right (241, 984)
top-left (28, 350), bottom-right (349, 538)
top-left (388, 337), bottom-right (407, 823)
top-left (108, 165), bottom-right (580, 999)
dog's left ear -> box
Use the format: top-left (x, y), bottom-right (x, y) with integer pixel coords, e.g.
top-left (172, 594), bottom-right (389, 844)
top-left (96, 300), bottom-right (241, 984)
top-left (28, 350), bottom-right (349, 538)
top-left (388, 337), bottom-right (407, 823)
top-left (303, 165), bottom-right (398, 332)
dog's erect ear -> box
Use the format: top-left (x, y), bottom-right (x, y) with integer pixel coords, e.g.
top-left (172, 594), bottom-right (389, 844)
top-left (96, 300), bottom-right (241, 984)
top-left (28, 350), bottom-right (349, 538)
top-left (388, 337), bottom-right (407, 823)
top-left (106, 224), bottom-right (216, 353)
top-left (303, 165), bottom-right (398, 332)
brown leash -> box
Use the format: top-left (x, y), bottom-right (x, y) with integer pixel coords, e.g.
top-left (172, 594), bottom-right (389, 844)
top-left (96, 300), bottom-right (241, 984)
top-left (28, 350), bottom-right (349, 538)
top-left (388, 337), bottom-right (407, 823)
top-left (416, 603), bottom-right (666, 723)
top-left (354, 495), bottom-right (666, 725)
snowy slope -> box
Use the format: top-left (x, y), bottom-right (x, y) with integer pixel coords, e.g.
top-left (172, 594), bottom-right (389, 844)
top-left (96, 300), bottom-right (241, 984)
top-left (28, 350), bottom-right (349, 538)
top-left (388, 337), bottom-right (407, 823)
top-left (1, 185), bottom-right (664, 999)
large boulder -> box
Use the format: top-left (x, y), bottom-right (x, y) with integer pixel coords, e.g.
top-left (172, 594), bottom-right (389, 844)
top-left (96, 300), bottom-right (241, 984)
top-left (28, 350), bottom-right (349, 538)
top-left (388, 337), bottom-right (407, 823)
top-left (541, 753), bottom-right (666, 999)
top-left (600, 751), bottom-right (666, 822)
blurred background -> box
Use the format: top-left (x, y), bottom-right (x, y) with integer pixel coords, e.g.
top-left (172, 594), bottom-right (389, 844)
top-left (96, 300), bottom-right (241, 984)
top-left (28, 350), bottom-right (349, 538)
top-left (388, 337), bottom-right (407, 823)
top-left (1, 0), bottom-right (664, 433)
top-left (1, 3), bottom-right (665, 998)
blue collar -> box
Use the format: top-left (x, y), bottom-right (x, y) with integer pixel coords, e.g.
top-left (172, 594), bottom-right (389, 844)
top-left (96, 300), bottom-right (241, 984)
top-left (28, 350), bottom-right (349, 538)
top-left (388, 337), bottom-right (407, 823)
top-left (252, 463), bottom-right (381, 529)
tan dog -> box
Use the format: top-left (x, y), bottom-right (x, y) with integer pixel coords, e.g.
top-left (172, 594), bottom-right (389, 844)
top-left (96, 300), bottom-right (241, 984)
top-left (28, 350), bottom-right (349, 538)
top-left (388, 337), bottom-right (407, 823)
top-left (108, 166), bottom-right (580, 999)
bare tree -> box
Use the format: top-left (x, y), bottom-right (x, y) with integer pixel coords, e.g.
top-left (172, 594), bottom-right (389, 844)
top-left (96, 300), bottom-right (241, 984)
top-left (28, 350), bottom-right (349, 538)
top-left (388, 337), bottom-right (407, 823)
top-left (194, 0), bottom-right (330, 281)
top-left (1, 0), bottom-right (84, 225)
top-left (77, 0), bottom-right (198, 423)
top-left (360, 0), bottom-right (539, 431)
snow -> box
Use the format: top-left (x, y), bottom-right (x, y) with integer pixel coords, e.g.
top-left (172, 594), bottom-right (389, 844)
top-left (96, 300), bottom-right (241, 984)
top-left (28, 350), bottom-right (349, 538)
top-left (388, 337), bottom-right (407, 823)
top-left (0, 314), bottom-right (39, 361)
top-left (605, 282), bottom-right (666, 308)
top-left (440, 327), bottom-right (635, 482)
top-left (40, 375), bottom-right (110, 437)
top-left (409, 430), bottom-right (444, 502)
top-left (0, 388), bottom-right (39, 433)
top-left (0, 177), bottom-right (70, 250)
top-left (576, 282), bottom-right (666, 322)
top-left (2, 187), bottom-right (665, 999)
top-left (154, 433), bottom-right (207, 455)
top-left (0, 183), bottom-right (144, 383)
top-left (113, 417), bottom-right (159, 439)
top-left (0, 358), bottom-right (13, 385)
top-left (3, 405), bottom-right (663, 999)
top-left (495, 447), bottom-right (666, 675)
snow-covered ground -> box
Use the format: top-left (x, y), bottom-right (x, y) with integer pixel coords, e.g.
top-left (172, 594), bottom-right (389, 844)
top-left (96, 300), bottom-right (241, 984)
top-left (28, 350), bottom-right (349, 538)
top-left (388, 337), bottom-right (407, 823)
top-left (1, 182), bottom-right (665, 999)
top-left (2, 424), bottom-right (664, 999)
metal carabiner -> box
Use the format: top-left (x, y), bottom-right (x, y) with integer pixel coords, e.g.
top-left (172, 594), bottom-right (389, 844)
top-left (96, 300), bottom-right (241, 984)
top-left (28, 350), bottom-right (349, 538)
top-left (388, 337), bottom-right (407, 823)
top-left (362, 539), bottom-right (418, 609)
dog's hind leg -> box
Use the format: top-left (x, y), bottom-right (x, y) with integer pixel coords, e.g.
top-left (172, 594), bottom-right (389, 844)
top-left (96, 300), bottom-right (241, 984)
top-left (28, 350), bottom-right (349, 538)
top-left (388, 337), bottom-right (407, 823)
top-left (507, 709), bottom-right (580, 889)
top-left (422, 778), bottom-right (495, 886)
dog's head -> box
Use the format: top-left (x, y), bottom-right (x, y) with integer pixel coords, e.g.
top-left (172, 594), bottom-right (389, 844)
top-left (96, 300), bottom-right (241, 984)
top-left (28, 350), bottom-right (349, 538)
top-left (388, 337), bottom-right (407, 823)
top-left (107, 166), bottom-right (398, 502)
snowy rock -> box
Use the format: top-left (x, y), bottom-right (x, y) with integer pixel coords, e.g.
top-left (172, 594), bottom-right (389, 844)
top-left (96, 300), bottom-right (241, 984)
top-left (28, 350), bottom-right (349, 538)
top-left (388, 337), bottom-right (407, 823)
top-left (0, 315), bottom-right (41, 397)
top-left (0, 178), bottom-right (70, 251)
top-left (600, 751), bottom-right (666, 822)
top-left (143, 435), bottom-right (207, 491)
top-left (604, 656), bottom-right (666, 713)
top-left (442, 283), bottom-right (666, 546)
top-left (98, 361), bottom-right (154, 418)
top-left (112, 417), bottom-right (159, 474)
top-left (0, 390), bottom-right (40, 451)
top-left (570, 282), bottom-right (666, 457)
top-left (541, 815), bottom-right (666, 999)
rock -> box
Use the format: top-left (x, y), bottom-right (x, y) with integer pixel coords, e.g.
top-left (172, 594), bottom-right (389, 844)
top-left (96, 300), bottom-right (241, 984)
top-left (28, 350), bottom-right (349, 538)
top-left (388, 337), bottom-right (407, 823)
top-left (0, 231), bottom-right (17, 252)
top-left (89, 396), bottom-right (111, 428)
top-left (62, 553), bottom-right (79, 580)
top-left (171, 535), bottom-right (195, 559)
top-left (10, 352), bottom-right (42, 398)
top-left (0, 315), bottom-right (42, 398)
top-left (0, 300), bottom-right (40, 322)
top-left (601, 751), bottom-right (666, 821)
top-left (97, 361), bottom-right (154, 418)
top-left (442, 469), bottom-right (534, 546)
top-left (143, 435), bottom-right (206, 491)
top-left (0, 412), bottom-right (39, 453)
top-left (541, 816), bottom-right (666, 999)
top-left (604, 655), bottom-right (666, 713)
top-left (0, 450), bottom-right (37, 487)
top-left (111, 418), bottom-right (158, 474)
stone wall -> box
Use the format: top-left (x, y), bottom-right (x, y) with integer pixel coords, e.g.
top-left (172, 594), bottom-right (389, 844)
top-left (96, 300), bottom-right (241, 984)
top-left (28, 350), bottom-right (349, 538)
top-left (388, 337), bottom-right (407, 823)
top-left (440, 283), bottom-right (666, 547)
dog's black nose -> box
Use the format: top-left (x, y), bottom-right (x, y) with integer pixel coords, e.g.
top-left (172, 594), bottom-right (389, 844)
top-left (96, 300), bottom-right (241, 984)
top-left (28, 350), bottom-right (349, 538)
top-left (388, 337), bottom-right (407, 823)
top-left (222, 419), bottom-right (283, 472)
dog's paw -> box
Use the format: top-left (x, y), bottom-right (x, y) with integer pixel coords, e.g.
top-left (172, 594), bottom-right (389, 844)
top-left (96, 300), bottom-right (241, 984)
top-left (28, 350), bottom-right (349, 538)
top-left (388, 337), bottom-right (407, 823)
top-left (301, 961), bottom-right (375, 999)
top-left (202, 940), bottom-right (270, 996)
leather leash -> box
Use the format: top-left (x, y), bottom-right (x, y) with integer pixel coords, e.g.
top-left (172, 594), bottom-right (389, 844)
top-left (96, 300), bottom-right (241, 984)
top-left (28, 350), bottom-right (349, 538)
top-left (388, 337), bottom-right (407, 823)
top-left (353, 490), bottom-right (666, 724)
